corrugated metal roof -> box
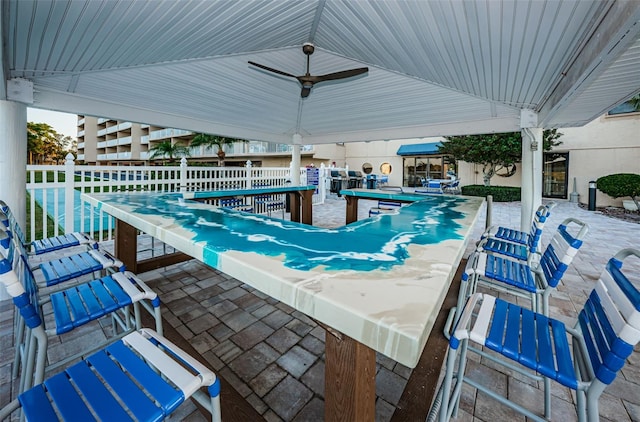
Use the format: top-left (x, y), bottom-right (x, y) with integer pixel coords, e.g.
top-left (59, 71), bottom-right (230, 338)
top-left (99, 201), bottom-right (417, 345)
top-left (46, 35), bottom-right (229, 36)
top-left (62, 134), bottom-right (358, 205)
top-left (3, 0), bottom-right (640, 143)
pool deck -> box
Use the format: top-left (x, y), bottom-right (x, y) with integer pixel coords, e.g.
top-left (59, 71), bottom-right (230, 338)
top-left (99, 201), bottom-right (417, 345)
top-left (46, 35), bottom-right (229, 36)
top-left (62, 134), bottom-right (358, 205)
top-left (1, 194), bottom-right (639, 421)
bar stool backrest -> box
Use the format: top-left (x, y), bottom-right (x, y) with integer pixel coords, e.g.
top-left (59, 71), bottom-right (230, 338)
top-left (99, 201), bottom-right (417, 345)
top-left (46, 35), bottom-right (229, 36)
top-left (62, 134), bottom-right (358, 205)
top-left (539, 218), bottom-right (589, 288)
top-left (580, 249), bottom-right (640, 385)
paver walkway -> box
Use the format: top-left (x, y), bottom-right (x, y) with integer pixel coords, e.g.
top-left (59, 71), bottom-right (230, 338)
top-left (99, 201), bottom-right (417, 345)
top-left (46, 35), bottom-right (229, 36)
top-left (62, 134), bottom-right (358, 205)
top-left (1, 195), bottom-right (638, 421)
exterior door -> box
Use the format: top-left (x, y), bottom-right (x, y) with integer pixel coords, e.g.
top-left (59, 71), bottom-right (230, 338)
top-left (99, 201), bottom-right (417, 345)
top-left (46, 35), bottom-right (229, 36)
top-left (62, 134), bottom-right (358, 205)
top-left (543, 152), bottom-right (569, 198)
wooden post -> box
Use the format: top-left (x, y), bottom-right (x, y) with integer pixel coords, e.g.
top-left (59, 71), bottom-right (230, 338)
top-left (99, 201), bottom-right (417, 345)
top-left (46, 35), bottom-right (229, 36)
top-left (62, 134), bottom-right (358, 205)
top-left (289, 192), bottom-right (301, 223)
top-left (345, 196), bottom-right (359, 224)
top-left (115, 219), bottom-right (138, 273)
top-left (324, 331), bottom-right (376, 421)
top-left (301, 190), bottom-right (313, 225)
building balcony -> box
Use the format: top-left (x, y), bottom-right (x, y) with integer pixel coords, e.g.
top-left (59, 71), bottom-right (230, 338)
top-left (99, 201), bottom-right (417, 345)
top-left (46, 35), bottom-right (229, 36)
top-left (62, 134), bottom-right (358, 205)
top-left (149, 128), bottom-right (193, 141)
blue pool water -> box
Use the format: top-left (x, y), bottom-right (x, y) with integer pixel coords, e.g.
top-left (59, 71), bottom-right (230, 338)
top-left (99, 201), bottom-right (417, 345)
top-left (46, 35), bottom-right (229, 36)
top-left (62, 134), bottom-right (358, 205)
top-left (106, 193), bottom-right (468, 272)
top-left (31, 188), bottom-right (111, 231)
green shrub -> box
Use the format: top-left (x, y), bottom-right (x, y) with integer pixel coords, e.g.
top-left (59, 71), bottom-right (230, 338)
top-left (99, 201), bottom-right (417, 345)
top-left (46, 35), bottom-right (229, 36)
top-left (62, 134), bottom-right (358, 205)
top-left (596, 173), bottom-right (640, 211)
top-left (460, 185), bottom-right (521, 202)
top-left (596, 173), bottom-right (640, 199)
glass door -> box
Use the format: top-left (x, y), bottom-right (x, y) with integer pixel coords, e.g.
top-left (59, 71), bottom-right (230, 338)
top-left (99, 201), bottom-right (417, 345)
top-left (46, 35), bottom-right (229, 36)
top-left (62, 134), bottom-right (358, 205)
top-left (543, 152), bottom-right (569, 198)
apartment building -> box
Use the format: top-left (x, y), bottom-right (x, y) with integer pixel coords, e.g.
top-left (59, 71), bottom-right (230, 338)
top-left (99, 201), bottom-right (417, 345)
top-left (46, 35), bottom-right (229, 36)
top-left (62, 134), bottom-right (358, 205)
top-left (76, 116), bottom-right (335, 167)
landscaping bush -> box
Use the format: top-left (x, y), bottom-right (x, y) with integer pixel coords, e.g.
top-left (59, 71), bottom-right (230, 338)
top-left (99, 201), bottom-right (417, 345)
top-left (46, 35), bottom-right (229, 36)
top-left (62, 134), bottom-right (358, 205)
top-left (596, 173), bottom-right (640, 210)
top-left (460, 185), bottom-right (521, 202)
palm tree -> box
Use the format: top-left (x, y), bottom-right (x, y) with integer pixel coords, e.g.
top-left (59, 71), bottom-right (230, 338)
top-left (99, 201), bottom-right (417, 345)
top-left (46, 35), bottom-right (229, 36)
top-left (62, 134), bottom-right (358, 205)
top-left (149, 140), bottom-right (190, 164)
top-left (190, 133), bottom-right (247, 166)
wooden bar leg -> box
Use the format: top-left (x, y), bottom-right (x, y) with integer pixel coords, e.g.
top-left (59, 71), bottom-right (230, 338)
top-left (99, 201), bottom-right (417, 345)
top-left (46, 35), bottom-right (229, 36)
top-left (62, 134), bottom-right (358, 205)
top-left (325, 331), bottom-right (376, 422)
top-left (345, 197), bottom-right (359, 224)
top-left (301, 190), bottom-right (313, 225)
top-left (289, 192), bottom-right (301, 223)
top-left (115, 219), bottom-right (138, 273)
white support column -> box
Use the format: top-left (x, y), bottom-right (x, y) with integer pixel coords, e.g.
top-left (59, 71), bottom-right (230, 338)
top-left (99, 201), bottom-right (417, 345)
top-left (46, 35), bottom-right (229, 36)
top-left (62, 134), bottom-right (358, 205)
top-left (0, 100), bottom-right (27, 231)
top-left (520, 123), bottom-right (543, 233)
top-left (291, 134), bottom-right (302, 186)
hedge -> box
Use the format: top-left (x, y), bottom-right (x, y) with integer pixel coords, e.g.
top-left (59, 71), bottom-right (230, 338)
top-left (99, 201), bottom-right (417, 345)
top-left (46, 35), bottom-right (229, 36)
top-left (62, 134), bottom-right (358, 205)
top-left (460, 185), bottom-right (521, 202)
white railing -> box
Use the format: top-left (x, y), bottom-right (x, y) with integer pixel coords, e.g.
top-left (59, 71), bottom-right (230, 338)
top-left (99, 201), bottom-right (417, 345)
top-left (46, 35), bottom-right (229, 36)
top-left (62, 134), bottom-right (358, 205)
top-left (26, 156), bottom-right (330, 243)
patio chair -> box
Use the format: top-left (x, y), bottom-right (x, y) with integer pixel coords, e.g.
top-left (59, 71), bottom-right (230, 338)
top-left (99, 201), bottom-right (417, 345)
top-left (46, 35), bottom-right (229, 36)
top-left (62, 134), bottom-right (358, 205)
top-left (460, 218), bottom-right (589, 316)
top-left (369, 200), bottom-right (402, 217)
top-left (415, 180), bottom-right (444, 194)
top-left (1, 222), bottom-right (124, 289)
top-left (252, 184), bottom-right (285, 218)
top-left (0, 258), bottom-right (220, 421)
top-left (220, 197), bottom-right (253, 212)
top-left (477, 202), bottom-right (556, 264)
top-left (437, 248), bottom-right (640, 422)
top-left (1, 232), bottom-right (163, 393)
top-left (0, 200), bottom-right (98, 256)
top-left (443, 179), bottom-right (461, 194)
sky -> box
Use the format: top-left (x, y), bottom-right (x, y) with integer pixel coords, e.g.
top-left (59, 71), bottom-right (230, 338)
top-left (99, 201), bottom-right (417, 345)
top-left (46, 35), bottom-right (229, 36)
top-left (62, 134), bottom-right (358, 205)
top-left (27, 107), bottom-right (78, 138)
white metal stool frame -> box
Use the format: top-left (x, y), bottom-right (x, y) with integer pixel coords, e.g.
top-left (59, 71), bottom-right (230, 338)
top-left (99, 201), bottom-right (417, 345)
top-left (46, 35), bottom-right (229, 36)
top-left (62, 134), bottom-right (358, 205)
top-left (436, 248), bottom-right (640, 422)
top-left (0, 256), bottom-right (221, 421)
top-left (461, 217), bottom-right (589, 316)
top-left (476, 202), bottom-right (556, 264)
top-left (1, 231), bottom-right (163, 394)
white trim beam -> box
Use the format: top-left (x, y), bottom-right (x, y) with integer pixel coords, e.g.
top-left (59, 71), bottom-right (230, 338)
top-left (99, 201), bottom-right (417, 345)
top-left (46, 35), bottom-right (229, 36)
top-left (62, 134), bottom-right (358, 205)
top-left (539, 1), bottom-right (640, 126)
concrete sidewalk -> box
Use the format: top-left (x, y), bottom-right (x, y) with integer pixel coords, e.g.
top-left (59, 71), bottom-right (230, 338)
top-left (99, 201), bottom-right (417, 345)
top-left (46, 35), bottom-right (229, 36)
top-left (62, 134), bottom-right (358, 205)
top-left (1, 195), bottom-right (638, 421)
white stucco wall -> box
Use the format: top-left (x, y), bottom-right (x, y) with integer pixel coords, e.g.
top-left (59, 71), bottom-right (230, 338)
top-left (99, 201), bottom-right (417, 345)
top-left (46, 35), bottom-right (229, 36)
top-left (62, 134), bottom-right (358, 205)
top-left (554, 113), bottom-right (640, 207)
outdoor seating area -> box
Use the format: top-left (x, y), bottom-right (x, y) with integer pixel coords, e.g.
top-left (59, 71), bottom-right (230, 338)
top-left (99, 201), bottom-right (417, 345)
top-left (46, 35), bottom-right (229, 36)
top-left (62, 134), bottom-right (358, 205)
top-left (0, 200), bottom-right (222, 421)
top-left (428, 198), bottom-right (639, 422)
top-left (1, 196), bottom-right (638, 421)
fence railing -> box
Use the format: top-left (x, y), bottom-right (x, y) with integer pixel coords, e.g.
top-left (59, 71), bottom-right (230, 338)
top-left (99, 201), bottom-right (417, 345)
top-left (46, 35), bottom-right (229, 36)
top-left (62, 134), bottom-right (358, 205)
top-left (26, 155), bottom-right (330, 242)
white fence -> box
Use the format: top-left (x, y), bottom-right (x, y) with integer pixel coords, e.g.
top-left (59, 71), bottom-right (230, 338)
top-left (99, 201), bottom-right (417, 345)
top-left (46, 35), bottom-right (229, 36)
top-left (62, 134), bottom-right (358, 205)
top-left (26, 156), bottom-right (330, 242)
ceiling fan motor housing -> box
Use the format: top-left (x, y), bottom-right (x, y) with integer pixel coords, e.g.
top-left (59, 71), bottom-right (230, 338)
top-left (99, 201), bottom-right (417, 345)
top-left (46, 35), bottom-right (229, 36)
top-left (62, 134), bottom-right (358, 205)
top-left (302, 43), bottom-right (315, 55)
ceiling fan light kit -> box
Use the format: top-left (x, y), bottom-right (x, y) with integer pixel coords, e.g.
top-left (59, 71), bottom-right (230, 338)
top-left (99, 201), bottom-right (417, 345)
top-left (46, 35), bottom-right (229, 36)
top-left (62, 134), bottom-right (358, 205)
top-left (249, 43), bottom-right (368, 98)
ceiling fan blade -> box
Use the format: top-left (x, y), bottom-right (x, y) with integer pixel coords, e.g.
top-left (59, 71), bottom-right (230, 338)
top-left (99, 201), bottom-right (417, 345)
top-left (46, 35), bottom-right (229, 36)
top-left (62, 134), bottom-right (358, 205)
top-left (248, 61), bottom-right (297, 79)
top-left (301, 86), bottom-right (312, 98)
top-left (315, 67), bottom-right (369, 82)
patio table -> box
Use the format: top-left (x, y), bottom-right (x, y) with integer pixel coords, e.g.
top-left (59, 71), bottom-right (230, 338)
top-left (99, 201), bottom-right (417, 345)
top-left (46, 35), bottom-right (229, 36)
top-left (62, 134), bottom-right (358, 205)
top-left (184, 185), bottom-right (316, 225)
top-left (339, 188), bottom-right (446, 224)
top-left (82, 191), bottom-right (484, 421)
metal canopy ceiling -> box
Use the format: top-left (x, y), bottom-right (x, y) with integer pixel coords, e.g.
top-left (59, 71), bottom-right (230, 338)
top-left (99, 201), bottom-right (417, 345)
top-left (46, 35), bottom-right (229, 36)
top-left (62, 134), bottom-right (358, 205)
top-left (3, 0), bottom-right (640, 144)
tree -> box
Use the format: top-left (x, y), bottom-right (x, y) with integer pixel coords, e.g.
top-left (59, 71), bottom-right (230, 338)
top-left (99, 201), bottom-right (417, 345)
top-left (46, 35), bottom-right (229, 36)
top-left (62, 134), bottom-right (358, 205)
top-left (190, 133), bottom-right (247, 166)
top-left (148, 140), bottom-right (191, 164)
top-left (596, 173), bottom-right (640, 212)
top-left (438, 129), bottom-right (563, 186)
top-left (27, 122), bottom-right (60, 164)
top-left (628, 94), bottom-right (640, 111)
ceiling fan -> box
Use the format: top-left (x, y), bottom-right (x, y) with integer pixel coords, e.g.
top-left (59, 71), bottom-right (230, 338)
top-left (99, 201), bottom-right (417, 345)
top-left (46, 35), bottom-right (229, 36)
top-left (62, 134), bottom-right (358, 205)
top-left (248, 43), bottom-right (368, 98)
